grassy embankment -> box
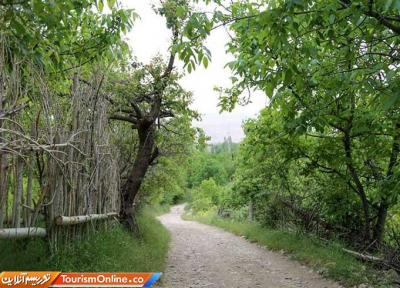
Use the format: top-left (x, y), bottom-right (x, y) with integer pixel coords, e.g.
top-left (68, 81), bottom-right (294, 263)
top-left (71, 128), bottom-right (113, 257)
top-left (184, 211), bottom-right (393, 287)
top-left (0, 206), bottom-right (170, 272)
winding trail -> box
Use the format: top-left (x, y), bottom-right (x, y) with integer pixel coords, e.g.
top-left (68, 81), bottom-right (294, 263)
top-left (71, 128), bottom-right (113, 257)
top-left (157, 205), bottom-right (342, 288)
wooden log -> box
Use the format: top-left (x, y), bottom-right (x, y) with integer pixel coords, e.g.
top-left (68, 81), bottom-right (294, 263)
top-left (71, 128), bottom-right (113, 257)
top-left (54, 212), bottom-right (118, 226)
top-left (0, 227), bottom-right (46, 239)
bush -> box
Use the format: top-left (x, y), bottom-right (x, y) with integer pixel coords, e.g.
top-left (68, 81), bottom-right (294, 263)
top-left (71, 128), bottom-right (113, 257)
top-left (190, 178), bottom-right (229, 213)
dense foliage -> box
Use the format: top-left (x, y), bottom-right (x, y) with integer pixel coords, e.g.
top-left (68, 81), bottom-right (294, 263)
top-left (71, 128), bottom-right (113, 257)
top-left (180, 0), bottom-right (400, 251)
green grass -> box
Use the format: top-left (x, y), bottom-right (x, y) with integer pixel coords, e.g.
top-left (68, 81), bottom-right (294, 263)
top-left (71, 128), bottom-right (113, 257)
top-left (0, 207), bottom-right (170, 272)
top-left (184, 212), bottom-right (391, 287)
top-left (150, 204), bottom-right (171, 216)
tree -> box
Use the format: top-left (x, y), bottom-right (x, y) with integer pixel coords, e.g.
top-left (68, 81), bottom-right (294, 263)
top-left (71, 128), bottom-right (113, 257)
top-left (107, 0), bottom-right (200, 232)
top-left (0, 0), bottom-right (134, 72)
top-left (109, 56), bottom-right (176, 232)
top-left (178, 0), bottom-right (400, 246)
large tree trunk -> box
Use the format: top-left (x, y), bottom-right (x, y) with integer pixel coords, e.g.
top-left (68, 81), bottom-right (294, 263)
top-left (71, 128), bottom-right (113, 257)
top-left (119, 123), bottom-right (156, 233)
top-left (373, 202), bottom-right (388, 245)
top-left (341, 94), bottom-right (372, 243)
top-left (373, 122), bottom-right (400, 245)
top-left (343, 130), bottom-right (371, 242)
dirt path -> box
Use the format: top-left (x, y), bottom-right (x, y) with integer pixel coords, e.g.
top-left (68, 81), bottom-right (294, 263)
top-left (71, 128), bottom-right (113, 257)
top-left (157, 205), bottom-right (342, 288)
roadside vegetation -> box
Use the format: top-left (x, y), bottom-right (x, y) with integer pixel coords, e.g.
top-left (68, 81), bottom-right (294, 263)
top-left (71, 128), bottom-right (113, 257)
top-left (0, 207), bottom-right (170, 272)
top-left (184, 138), bottom-right (399, 287)
top-left (185, 211), bottom-right (393, 287)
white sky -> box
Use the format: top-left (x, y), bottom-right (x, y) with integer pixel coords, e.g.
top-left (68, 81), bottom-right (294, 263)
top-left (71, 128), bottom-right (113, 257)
top-left (121, 0), bottom-right (266, 143)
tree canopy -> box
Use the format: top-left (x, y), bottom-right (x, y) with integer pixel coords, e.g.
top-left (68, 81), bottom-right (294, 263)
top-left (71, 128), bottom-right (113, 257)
top-left (179, 0), bottom-right (400, 247)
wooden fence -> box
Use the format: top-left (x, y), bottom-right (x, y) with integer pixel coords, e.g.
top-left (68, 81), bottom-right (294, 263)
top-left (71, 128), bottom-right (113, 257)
top-left (0, 40), bottom-right (121, 250)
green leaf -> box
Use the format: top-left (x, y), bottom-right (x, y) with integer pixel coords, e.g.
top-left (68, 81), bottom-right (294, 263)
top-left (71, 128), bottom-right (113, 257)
top-left (176, 6), bottom-right (186, 17)
top-left (264, 82), bottom-right (274, 97)
top-left (356, 16), bottom-right (364, 26)
top-left (98, 0), bottom-right (104, 12)
top-left (107, 0), bottom-right (116, 9)
top-left (203, 57), bottom-right (209, 68)
top-left (383, 90), bottom-right (400, 110)
top-left (329, 14), bottom-right (335, 24)
top-left (283, 69), bottom-right (293, 86)
top-left (11, 18), bottom-right (26, 35)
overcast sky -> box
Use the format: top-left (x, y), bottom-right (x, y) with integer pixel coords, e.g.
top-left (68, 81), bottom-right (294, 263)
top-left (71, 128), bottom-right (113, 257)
top-left (122, 1), bottom-right (266, 143)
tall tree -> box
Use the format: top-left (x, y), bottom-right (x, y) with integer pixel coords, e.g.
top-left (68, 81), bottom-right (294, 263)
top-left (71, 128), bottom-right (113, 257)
top-left (108, 0), bottom-right (198, 232)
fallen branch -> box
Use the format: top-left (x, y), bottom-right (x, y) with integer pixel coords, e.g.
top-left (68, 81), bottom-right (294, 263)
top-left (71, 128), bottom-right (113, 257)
top-left (342, 248), bottom-right (383, 263)
top-left (342, 248), bottom-right (400, 273)
top-left (55, 212), bottom-right (118, 226)
top-left (0, 227), bottom-right (46, 239)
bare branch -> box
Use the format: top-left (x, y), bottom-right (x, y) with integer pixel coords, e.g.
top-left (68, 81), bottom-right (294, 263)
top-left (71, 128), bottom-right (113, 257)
top-left (109, 114), bottom-right (138, 126)
top-left (130, 101), bottom-right (143, 119)
top-left (0, 104), bottom-right (28, 118)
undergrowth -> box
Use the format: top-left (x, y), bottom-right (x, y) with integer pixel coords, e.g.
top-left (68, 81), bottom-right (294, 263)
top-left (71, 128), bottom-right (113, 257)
top-left (0, 207), bottom-right (170, 272)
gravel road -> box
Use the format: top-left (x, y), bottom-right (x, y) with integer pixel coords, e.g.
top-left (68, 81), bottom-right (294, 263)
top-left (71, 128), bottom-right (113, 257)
top-left (157, 204), bottom-right (342, 288)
